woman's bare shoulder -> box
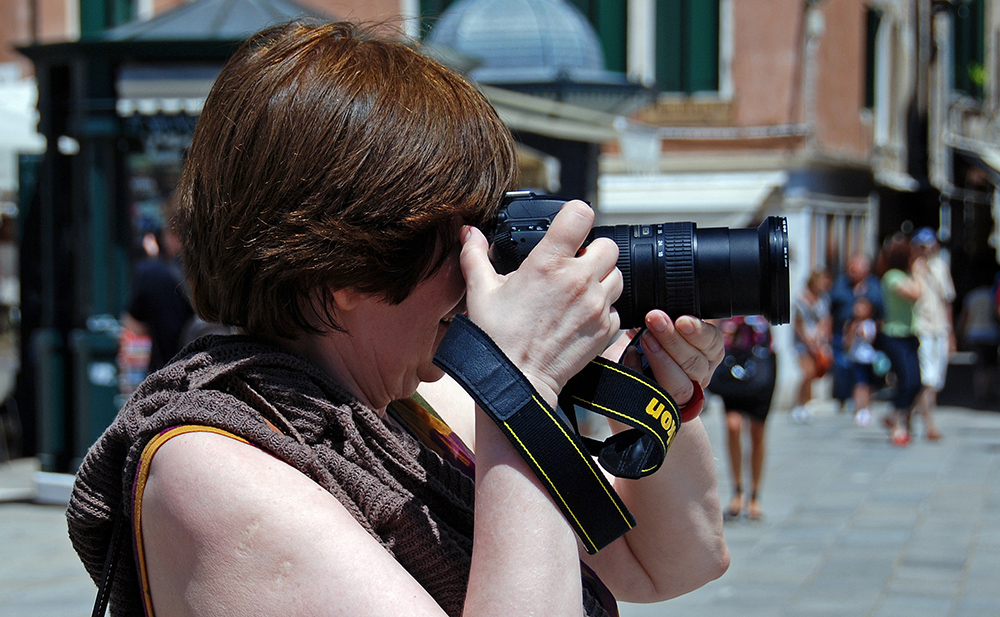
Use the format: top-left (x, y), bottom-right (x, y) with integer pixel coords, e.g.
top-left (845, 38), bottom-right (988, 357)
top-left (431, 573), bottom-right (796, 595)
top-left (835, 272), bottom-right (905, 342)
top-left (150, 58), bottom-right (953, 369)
top-left (140, 431), bottom-right (446, 616)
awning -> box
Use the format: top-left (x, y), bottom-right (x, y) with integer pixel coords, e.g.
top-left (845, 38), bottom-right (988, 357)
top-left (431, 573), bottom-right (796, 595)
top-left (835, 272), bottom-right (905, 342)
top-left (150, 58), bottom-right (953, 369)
top-left (596, 170), bottom-right (789, 228)
top-left (481, 84), bottom-right (621, 143)
top-left (113, 71), bottom-right (634, 146)
top-left (116, 64), bottom-right (219, 116)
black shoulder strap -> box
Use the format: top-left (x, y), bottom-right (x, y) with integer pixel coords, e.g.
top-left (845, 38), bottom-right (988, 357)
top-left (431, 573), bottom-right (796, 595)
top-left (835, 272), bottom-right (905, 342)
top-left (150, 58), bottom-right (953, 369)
top-left (92, 505), bottom-right (126, 617)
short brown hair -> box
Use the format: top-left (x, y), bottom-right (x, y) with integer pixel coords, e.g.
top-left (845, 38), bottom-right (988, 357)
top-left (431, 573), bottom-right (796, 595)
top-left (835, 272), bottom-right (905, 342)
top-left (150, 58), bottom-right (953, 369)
top-left (175, 21), bottom-right (518, 339)
top-left (875, 233), bottom-right (912, 277)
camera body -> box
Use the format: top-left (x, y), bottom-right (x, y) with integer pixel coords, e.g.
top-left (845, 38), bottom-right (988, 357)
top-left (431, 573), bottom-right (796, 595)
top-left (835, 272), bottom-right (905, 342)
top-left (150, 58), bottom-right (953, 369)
top-left (488, 191), bottom-right (790, 328)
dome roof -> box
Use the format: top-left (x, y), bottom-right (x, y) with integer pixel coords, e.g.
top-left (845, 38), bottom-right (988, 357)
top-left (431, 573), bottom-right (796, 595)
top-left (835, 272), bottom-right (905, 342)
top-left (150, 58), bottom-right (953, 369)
top-left (103, 0), bottom-right (331, 41)
top-left (427, 0), bottom-right (611, 84)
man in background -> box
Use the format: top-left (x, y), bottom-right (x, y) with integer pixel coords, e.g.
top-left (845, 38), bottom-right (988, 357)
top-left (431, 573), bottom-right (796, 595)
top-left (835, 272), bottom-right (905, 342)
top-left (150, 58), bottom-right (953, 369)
top-left (911, 228), bottom-right (955, 441)
top-left (828, 254), bottom-right (884, 411)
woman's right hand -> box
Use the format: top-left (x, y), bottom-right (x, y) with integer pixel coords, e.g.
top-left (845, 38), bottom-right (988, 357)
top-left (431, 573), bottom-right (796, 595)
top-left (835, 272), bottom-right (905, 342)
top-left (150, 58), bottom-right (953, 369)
top-left (459, 200), bottom-right (623, 405)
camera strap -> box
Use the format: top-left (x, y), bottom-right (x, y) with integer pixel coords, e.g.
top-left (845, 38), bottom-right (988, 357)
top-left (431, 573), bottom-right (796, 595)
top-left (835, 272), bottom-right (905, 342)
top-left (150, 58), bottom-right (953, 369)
top-left (433, 315), bottom-right (681, 554)
top-left (558, 346), bottom-right (679, 481)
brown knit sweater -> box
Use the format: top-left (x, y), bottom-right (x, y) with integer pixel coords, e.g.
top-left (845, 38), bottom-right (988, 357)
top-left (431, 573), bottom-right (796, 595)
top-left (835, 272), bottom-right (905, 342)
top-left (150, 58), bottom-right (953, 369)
top-left (67, 334), bottom-right (611, 617)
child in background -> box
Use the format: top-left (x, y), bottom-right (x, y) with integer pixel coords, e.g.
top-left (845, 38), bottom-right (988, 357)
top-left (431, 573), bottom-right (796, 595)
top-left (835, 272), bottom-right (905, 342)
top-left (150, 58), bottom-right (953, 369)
top-left (843, 297), bottom-right (879, 426)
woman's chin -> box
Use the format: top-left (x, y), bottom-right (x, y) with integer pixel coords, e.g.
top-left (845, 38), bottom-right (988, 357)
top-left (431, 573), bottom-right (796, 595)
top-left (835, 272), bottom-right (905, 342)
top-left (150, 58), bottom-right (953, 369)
top-left (418, 365), bottom-right (446, 384)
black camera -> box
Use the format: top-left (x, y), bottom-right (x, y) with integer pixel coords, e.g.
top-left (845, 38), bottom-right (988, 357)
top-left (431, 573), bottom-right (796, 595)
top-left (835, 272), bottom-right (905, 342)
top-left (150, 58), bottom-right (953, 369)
top-left (488, 191), bottom-right (790, 328)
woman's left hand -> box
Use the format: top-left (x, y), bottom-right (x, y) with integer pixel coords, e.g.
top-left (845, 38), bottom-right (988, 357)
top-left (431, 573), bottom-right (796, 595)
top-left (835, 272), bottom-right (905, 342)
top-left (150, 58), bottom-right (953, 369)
top-left (589, 309), bottom-right (730, 602)
top-left (605, 310), bottom-right (724, 406)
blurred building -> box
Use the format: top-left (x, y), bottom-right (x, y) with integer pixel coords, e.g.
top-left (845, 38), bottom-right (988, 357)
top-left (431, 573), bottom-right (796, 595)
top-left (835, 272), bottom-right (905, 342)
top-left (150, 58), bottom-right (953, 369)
top-left (3, 0), bottom-right (999, 466)
top-left (545, 0), bottom-right (997, 290)
top-left (424, 0), bottom-right (999, 406)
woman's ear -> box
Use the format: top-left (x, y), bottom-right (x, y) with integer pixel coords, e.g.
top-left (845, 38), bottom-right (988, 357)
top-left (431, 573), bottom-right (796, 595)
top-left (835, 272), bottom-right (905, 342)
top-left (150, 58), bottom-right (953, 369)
top-left (331, 287), bottom-right (364, 312)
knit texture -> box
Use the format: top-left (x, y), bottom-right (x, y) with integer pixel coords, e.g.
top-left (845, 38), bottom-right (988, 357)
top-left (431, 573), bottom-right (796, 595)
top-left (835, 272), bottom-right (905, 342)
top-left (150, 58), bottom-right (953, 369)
top-left (66, 334), bottom-right (611, 617)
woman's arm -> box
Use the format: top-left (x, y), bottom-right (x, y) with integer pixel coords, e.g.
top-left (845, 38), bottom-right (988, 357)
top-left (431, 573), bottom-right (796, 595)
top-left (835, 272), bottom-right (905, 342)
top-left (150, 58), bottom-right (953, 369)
top-left (843, 319), bottom-right (857, 347)
top-left (458, 200), bottom-right (625, 616)
top-left (581, 312), bottom-right (729, 602)
top-left (142, 417), bottom-right (588, 617)
top-left (142, 432), bottom-right (456, 617)
top-left (446, 207), bottom-right (730, 604)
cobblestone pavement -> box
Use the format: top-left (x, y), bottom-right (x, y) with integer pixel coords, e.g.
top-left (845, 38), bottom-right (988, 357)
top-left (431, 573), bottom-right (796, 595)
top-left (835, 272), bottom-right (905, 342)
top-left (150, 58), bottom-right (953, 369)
top-left (622, 397), bottom-right (1000, 617)
top-left (2, 396), bottom-right (999, 617)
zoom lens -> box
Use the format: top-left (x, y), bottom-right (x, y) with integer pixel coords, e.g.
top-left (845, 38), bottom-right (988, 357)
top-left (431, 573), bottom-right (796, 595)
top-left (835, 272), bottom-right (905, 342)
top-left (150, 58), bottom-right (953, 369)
top-left (591, 216), bottom-right (790, 328)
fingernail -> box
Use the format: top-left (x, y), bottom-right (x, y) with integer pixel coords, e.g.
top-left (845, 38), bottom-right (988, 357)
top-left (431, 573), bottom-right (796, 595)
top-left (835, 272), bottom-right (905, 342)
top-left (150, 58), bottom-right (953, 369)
top-left (461, 225), bottom-right (472, 242)
top-left (678, 318), bottom-right (695, 334)
top-left (648, 312), bottom-right (669, 333)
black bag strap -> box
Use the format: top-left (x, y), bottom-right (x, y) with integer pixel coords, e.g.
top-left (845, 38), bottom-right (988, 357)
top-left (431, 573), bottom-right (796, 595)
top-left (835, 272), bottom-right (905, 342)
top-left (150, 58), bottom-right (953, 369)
top-left (433, 315), bottom-right (682, 553)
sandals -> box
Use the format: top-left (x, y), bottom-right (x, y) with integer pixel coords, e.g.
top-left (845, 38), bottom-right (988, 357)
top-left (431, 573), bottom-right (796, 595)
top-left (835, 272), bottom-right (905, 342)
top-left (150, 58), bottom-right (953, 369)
top-left (746, 490), bottom-right (763, 521)
top-left (725, 489), bottom-right (763, 521)
top-left (724, 492), bottom-right (743, 520)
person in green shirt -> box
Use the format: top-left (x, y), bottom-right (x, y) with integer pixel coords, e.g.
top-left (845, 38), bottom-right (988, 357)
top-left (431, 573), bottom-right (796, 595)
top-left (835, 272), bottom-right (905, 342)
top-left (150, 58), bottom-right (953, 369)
top-left (875, 233), bottom-right (924, 446)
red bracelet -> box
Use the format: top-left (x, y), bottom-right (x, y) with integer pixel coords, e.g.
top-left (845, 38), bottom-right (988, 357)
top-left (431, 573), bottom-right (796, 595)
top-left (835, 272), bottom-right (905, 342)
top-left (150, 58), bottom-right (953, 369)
top-left (678, 381), bottom-right (705, 424)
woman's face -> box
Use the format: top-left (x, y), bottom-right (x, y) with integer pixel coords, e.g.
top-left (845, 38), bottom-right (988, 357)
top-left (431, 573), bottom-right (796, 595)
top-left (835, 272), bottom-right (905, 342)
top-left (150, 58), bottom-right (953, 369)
top-left (344, 240), bottom-right (467, 407)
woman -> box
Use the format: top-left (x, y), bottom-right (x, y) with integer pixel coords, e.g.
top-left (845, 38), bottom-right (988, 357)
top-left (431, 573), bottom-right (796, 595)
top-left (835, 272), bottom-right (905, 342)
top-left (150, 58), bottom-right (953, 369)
top-left (67, 22), bottom-right (728, 617)
top-left (791, 269), bottom-right (833, 422)
top-left (711, 316), bottom-right (776, 521)
top-left (875, 233), bottom-right (924, 446)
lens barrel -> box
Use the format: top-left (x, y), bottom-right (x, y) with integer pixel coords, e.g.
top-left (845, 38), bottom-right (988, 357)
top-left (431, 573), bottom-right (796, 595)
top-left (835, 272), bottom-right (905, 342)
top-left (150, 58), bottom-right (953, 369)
top-left (592, 216), bottom-right (789, 328)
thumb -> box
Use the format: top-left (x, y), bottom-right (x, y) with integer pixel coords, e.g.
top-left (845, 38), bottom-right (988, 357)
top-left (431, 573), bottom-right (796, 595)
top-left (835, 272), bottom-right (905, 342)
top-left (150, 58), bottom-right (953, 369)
top-left (459, 225), bottom-right (498, 293)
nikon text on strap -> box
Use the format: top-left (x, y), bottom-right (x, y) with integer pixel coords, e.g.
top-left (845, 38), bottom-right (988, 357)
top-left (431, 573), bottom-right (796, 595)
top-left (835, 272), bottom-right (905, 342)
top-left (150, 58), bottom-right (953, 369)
top-left (433, 314), bottom-right (681, 553)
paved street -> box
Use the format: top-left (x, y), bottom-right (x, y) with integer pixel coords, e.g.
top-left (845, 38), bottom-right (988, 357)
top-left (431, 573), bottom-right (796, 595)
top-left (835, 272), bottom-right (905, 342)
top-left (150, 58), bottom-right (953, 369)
top-left (2, 395), bottom-right (999, 617)
top-left (622, 396), bottom-right (1000, 617)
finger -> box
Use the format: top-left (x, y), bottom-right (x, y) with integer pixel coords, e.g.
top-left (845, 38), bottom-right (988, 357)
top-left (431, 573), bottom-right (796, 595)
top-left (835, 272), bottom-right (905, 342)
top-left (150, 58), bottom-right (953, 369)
top-left (529, 200), bottom-right (595, 260)
top-left (674, 315), bottom-right (725, 358)
top-left (642, 312), bottom-right (718, 388)
top-left (620, 345), bottom-right (642, 372)
top-left (577, 236), bottom-right (620, 282)
top-left (639, 323), bottom-right (696, 401)
top-left (600, 264), bottom-right (624, 308)
top-left (459, 225), bottom-right (498, 293)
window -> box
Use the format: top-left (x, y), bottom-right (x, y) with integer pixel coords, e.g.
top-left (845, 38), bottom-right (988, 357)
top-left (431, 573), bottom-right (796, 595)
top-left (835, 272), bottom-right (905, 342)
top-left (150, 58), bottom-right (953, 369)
top-left (565, 0), bottom-right (627, 73)
top-left (574, 0), bottom-right (723, 94)
top-left (655, 0), bottom-right (720, 94)
top-left (864, 8), bottom-right (881, 109)
top-left (953, 0), bottom-right (985, 99)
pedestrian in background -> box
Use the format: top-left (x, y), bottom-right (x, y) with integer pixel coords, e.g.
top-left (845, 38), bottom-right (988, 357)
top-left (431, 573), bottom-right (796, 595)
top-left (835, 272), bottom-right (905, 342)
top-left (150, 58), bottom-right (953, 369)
top-left (791, 269), bottom-right (832, 423)
top-left (958, 282), bottom-right (1000, 405)
top-left (828, 254), bottom-right (883, 411)
top-left (709, 316), bottom-right (777, 522)
top-left (875, 233), bottom-right (924, 446)
top-left (910, 228), bottom-right (955, 440)
top-left (122, 219), bottom-right (193, 374)
top-left (842, 297), bottom-right (883, 427)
